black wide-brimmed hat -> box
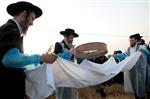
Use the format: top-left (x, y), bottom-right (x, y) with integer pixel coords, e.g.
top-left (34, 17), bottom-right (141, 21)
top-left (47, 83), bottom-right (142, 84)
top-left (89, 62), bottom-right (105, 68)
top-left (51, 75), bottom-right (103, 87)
top-left (60, 28), bottom-right (79, 37)
top-left (134, 33), bottom-right (143, 40)
top-left (7, 1), bottom-right (42, 18)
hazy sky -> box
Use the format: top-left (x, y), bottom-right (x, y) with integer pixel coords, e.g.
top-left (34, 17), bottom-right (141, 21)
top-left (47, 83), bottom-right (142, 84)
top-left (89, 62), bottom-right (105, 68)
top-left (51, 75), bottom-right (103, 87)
top-left (0, 0), bottom-right (149, 54)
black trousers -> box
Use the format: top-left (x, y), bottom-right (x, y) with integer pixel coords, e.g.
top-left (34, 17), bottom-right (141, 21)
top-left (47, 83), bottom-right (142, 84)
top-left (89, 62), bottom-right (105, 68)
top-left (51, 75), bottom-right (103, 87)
top-left (0, 68), bottom-right (25, 99)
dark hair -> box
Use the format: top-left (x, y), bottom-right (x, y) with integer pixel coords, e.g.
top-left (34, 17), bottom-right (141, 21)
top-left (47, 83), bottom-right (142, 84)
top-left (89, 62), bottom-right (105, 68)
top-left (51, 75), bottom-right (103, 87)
top-left (114, 50), bottom-right (122, 55)
top-left (129, 35), bottom-right (136, 39)
top-left (15, 10), bottom-right (31, 17)
top-left (135, 37), bottom-right (141, 41)
top-left (130, 33), bottom-right (142, 41)
top-left (141, 39), bottom-right (145, 44)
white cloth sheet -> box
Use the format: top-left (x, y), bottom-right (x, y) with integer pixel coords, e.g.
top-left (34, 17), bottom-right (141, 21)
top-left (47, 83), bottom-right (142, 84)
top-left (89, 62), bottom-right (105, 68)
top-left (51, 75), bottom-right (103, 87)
top-left (25, 51), bottom-right (142, 99)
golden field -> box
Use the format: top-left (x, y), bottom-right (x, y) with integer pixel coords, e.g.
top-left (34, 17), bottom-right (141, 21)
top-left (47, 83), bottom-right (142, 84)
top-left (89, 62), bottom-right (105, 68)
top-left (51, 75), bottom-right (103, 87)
top-left (48, 84), bottom-right (135, 99)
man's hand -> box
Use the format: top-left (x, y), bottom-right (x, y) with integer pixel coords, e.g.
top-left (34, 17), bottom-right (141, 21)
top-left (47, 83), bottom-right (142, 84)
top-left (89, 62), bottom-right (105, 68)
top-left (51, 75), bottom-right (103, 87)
top-left (41, 53), bottom-right (57, 64)
top-left (69, 48), bottom-right (79, 56)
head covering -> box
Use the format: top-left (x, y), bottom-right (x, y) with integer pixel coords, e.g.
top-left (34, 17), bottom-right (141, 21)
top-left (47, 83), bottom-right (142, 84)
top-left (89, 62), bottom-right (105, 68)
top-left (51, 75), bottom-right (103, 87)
top-left (7, 1), bottom-right (42, 18)
top-left (129, 33), bottom-right (142, 40)
top-left (134, 33), bottom-right (143, 40)
top-left (60, 28), bottom-right (79, 37)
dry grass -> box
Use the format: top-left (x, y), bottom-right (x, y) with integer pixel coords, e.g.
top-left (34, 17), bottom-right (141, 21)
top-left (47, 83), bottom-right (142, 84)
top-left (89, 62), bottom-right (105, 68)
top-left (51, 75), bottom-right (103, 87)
top-left (48, 84), bottom-right (135, 99)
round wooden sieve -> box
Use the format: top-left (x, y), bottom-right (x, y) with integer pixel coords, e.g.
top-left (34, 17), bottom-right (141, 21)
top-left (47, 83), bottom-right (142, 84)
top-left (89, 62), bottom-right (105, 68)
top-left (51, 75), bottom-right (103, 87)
top-left (75, 42), bottom-right (108, 59)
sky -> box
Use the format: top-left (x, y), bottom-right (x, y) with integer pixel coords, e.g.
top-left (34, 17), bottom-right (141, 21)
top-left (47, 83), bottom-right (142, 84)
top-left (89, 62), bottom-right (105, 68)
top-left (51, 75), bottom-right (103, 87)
top-left (0, 0), bottom-right (149, 55)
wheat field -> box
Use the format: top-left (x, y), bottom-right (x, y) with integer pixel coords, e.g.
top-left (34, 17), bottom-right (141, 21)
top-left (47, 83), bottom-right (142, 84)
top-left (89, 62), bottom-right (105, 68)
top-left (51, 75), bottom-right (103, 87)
top-left (48, 84), bottom-right (135, 99)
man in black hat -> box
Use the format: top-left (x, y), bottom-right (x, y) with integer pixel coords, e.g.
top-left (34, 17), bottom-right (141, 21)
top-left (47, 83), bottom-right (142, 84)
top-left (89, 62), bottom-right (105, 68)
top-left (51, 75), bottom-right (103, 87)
top-left (115, 34), bottom-right (149, 99)
top-left (133, 33), bottom-right (143, 44)
top-left (0, 1), bottom-right (57, 99)
top-left (54, 28), bottom-right (78, 55)
top-left (54, 28), bottom-right (79, 99)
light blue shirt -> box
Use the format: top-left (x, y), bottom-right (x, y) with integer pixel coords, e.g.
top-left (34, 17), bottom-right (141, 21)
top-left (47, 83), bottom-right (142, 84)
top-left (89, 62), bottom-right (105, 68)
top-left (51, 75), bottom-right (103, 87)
top-left (57, 49), bottom-right (83, 63)
top-left (115, 44), bottom-right (149, 60)
top-left (2, 48), bottom-right (41, 69)
top-left (58, 49), bottom-right (72, 61)
top-left (115, 53), bottom-right (127, 60)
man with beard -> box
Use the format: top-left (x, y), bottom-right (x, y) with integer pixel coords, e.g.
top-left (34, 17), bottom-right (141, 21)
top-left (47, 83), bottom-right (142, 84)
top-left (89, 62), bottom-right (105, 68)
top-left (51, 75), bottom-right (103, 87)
top-left (115, 34), bottom-right (149, 99)
top-left (0, 1), bottom-right (57, 99)
top-left (54, 28), bottom-right (79, 99)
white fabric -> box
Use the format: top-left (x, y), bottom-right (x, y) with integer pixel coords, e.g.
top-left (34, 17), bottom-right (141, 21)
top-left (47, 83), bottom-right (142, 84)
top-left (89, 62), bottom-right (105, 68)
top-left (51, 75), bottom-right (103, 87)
top-left (124, 45), bottom-right (136, 93)
top-left (124, 72), bottom-right (134, 93)
top-left (25, 51), bottom-right (142, 99)
top-left (129, 45), bottom-right (137, 55)
top-left (123, 45), bottom-right (146, 93)
top-left (25, 64), bottom-right (55, 99)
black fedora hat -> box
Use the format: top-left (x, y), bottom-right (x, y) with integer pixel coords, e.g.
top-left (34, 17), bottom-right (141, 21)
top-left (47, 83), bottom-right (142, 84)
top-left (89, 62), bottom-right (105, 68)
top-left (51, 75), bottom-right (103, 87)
top-left (134, 33), bottom-right (143, 40)
top-left (60, 28), bottom-right (79, 37)
top-left (7, 1), bottom-right (42, 18)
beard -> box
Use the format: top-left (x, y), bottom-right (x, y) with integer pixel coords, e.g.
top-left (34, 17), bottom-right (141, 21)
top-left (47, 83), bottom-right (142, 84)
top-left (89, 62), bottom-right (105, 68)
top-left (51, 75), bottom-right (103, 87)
top-left (68, 40), bottom-right (73, 44)
top-left (19, 16), bottom-right (29, 35)
top-left (64, 39), bottom-right (73, 49)
top-left (67, 40), bottom-right (73, 48)
top-left (130, 43), bottom-right (136, 47)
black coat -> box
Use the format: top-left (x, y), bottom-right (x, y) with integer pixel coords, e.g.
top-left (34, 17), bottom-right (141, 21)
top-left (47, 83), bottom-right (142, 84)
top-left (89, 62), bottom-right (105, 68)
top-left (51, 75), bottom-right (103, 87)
top-left (54, 40), bottom-right (74, 60)
top-left (0, 19), bottom-right (25, 99)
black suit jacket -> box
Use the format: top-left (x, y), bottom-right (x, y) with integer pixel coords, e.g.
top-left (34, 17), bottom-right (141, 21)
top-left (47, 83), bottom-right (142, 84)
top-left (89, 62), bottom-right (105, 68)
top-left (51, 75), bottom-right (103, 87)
top-left (0, 19), bottom-right (23, 55)
top-left (0, 19), bottom-right (25, 98)
top-left (54, 40), bottom-right (74, 60)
